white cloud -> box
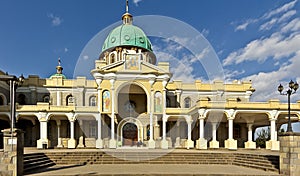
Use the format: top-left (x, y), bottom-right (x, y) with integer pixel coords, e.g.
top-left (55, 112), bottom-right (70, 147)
top-left (235, 20), bottom-right (256, 31)
top-left (281, 18), bottom-right (300, 33)
top-left (245, 51), bottom-right (300, 102)
top-left (259, 10), bottom-right (296, 31)
top-left (262, 0), bottom-right (297, 20)
top-left (234, 1), bottom-right (297, 31)
top-left (224, 16), bottom-right (300, 66)
top-left (133, 0), bottom-right (143, 6)
top-left (48, 13), bottom-right (63, 26)
top-left (64, 48), bottom-right (68, 53)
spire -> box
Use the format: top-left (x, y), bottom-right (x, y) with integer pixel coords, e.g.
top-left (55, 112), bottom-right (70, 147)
top-left (56, 57), bottom-right (63, 74)
top-left (122, 0), bottom-right (133, 25)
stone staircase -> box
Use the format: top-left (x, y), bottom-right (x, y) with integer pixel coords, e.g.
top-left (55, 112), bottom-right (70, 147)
top-left (23, 150), bottom-right (280, 175)
top-left (23, 153), bottom-right (55, 174)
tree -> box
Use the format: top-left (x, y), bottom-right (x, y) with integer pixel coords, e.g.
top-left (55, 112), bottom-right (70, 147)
top-left (255, 127), bottom-right (270, 148)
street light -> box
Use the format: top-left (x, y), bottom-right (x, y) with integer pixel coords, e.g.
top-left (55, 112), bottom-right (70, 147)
top-left (0, 74), bottom-right (24, 132)
top-left (278, 80), bottom-right (299, 132)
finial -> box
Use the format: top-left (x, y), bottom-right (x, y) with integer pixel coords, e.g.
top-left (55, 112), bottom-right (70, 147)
top-left (56, 57), bottom-right (63, 74)
top-left (126, 0), bottom-right (129, 13)
top-left (58, 57), bottom-right (61, 66)
top-left (122, 0), bottom-right (133, 24)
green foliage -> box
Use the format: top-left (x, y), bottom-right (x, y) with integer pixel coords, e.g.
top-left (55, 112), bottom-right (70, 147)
top-left (255, 127), bottom-right (270, 148)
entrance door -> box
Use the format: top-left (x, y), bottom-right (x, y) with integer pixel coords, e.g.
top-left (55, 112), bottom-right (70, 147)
top-left (122, 123), bottom-right (138, 146)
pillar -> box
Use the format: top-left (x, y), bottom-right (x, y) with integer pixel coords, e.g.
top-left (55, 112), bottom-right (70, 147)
top-left (96, 114), bottom-right (103, 148)
top-left (67, 113), bottom-right (77, 149)
top-left (209, 122), bottom-right (219, 148)
top-left (224, 109), bottom-right (237, 150)
top-left (36, 112), bottom-right (50, 149)
top-left (161, 116), bottom-right (168, 149)
top-left (196, 109), bottom-right (207, 149)
top-left (244, 123), bottom-right (256, 149)
top-left (56, 120), bottom-right (63, 148)
top-left (186, 118), bottom-right (194, 149)
top-left (109, 78), bottom-right (116, 148)
top-left (266, 110), bottom-right (280, 151)
top-left (148, 78), bottom-right (155, 148)
top-left (175, 89), bottom-right (182, 107)
top-left (279, 133), bottom-right (300, 176)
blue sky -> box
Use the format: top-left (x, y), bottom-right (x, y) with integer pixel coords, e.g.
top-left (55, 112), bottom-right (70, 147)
top-left (1, 0), bottom-right (300, 104)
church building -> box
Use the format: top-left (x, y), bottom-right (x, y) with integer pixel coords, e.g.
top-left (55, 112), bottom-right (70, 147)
top-left (1, 5), bottom-right (300, 151)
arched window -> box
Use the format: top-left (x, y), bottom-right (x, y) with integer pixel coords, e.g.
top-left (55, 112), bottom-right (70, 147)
top-left (102, 90), bottom-right (110, 112)
top-left (89, 96), bottom-right (97, 106)
top-left (154, 91), bottom-right (162, 113)
top-left (184, 97), bottom-right (191, 108)
top-left (43, 95), bottom-right (50, 103)
top-left (17, 94), bottom-right (26, 105)
top-left (66, 94), bottom-right (75, 106)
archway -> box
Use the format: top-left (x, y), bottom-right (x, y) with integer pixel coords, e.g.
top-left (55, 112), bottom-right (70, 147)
top-left (122, 123), bottom-right (138, 146)
top-left (117, 83), bottom-right (148, 120)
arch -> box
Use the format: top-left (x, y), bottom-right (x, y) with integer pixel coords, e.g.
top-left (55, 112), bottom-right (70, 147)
top-left (115, 81), bottom-right (150, 105)
top-left (89, 95), bottom-right (97, 106)
top-left (117, 82), bottom-right (149, 118)
top-left (0, 93), bottom-right (7, 105)
top-left (117, 117), bottom-right (143, 147)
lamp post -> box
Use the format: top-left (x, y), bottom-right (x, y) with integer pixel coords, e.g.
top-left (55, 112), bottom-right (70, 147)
top-left (278, 80), bottom-right (299, 132)
top-left (0, 74), bottom-right (24, 132)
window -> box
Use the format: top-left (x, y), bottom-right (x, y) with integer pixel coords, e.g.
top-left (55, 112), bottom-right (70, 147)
top-left (17, 94), bottom-right (26, 105)
top-left (43, 95), bottom-right (50, 103)
top-left (184, 97), bottom-right (191, 108)
top-left (89, 96), bottom-right (97, 106)
top-left (66, 94), bottom-right (75, 106)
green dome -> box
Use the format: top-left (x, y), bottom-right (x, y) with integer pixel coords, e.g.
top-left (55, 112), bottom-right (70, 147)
top-left (102, 24), bottom-right (153, 52)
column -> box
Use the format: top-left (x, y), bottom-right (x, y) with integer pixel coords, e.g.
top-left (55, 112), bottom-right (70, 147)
top-left (209, 122), bottom-right (219, 149)
top-left (161, 116), bottom-right (168, 149)
top-left (96, 114), bottom-right (103, 148)
top-left (266, 110), bottom-right (279, 151)
top-left (57, 91), bottom-right (61, 106)
top-left (196, 109), bottom-right (207, 149)
top-left (56, 120), bottom-right (63, 148)
top-left (77, 120), bottom-right (85, 148)
top-left (148, 78), bottom-right (155, 148)
top-left (186, 117), bottom-right (194, 149)
top-left (175, 89), bottom-right (182, 108)
top-left (67, 113), bottom-right (77, 149)
top-left (224, 117), bottom-right (237, 150)
top-left (244, 123), bottom-right (256, 149)
top-left (160, 79), bottom-right (169, 149)
top-left (36, 112), bottom-right (50, 149)
top-left (224, 109), bottom-right (237, 150)
top-left (109, 78), bottom-right (116, 148)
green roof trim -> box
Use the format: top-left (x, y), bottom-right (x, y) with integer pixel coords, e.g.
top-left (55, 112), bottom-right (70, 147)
top-left (50, 73), bottom-right (67, 79)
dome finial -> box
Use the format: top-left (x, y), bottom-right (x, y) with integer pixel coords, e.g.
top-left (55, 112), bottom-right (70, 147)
top-left (122, 0), bottom-right (133, 24)
top-left (126, 0), bottom-right (129, 13)
top-left (56, 57), bottom-right (63, 74)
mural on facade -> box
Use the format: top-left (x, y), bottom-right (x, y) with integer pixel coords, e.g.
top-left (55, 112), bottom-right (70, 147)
top-left (125, 54), bottom-right (140, 70)
top-left (102, 90), bottom-right (111, 112)
top-left (154, 91), bottom-right (162, 113)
